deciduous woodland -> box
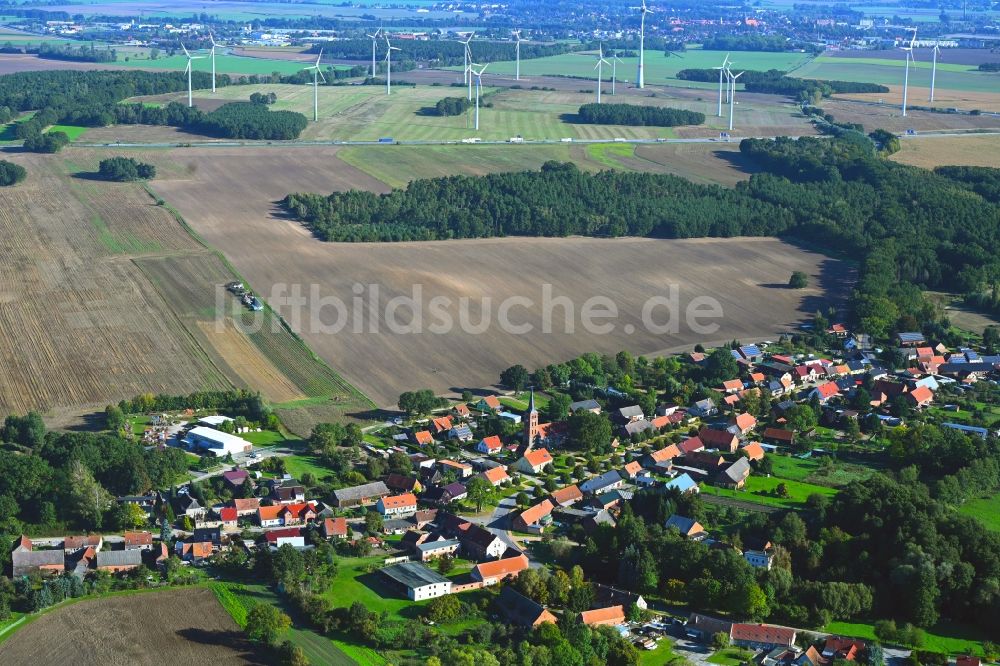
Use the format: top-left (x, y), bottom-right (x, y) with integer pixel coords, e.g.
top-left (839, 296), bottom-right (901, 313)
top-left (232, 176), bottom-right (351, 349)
top-left (575, 102), bottom-right (705, 127)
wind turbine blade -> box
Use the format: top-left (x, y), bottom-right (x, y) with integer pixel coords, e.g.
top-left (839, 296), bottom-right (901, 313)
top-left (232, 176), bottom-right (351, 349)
top-left (182, 43), bottom-right (190, 57)
top-left (315, 48), bottom-right (323, 67)
top-left (318, 68), bottom-right (326, 83)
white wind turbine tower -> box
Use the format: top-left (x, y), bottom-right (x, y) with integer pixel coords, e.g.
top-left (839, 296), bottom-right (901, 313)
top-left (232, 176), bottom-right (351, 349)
top-left (594, 44), bottom-right (610, 104)
top-left (901, 29), bottom-right (917, 116)
top-left (209, 32), bottom-right (219, 92)
top-left (929, 40), bottom-right (941, 102)
top-left (384, 36), bottom-right (401, 95)
top-left (609, 52), bottom-right (621, 95)
top-left (303, 49), bottom-right (325, 121)
top-left (636, 0), bottom-right (653, 89)
top-left (181, 44), bottom-right (205, 108)
top-left (512, 30), bottom-right (522, 81)
top-left (728, 69), bottom-right (743, 131)
top-left (367, 27), bottom-right (381, 77)
top-left (714, 53), bottom-right (730, 116)
top-left (461, 32), bottom-right (475, 99)
top-left (471, 63), bottom-right (488, 130)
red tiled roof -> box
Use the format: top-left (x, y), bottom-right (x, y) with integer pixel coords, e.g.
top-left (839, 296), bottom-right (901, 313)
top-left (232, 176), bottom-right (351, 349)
top-left (650, 444), bottom-right (681, 462)
top-left (522, 448), bottom-right (553, 468)
top-left (908, 385), bottom-right (934, 404)
top-left (219, 507), bottom-right (237, 522)
top-left (481, 395), bottom-right (502, 409)
top-left (381, 493), bottom-right (417, 509)
top-left (123, 531), bottom-right (153, 546)
top-left (741, 442), bottom-right (765, 461)
top-left (265, 527), bottom-right (303, 543)
top-left (550, 485), bottom-right (583, 505)
top-left (414, 430), bottom-right (433, 445)
top-left (814, 382), bottom-right (840, 399)
top-left (479, 435), bottom-right (502, 452)
top-left (698, 428), bottom-right (738, 449)
top-left (733, 413), bottom-right (757, 432)
top-left (517, 500), bottom-right (554, 526)
top-left (324, 517), bottom-right (348, 537)
top-left (723, 379), bottom-right (743, 392)
top-left (232, 498), bottom-right (260, 512)
top-left (431, 415), bottom-right (453, 433)
top-left (730, 623), bottom-right (796, 645)
top-left (579, 605), bottom-right (626, 626)
top-left (623, 461), bottom-right (643, 477)
top-left (482, 467), bottom-right (510, 484)
top-left (473, 554), bottom-right (529, 580)
top-left (678, 437), bottom-right (704, 454)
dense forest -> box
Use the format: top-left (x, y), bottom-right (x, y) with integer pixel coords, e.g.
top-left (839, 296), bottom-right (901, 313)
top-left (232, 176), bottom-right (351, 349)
top-left (576, 102), bottom-right (704, 127)
top-left (305, 39), bottom-right (571, 67)
top-left (283, 133), bottom-right (1000, 337)
top-left (676, 68), bottom-right (888, 100)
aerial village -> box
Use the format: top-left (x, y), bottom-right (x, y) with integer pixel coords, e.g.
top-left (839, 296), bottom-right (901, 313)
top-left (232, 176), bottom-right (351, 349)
top-left (7, 322), bottom-right (997, 665)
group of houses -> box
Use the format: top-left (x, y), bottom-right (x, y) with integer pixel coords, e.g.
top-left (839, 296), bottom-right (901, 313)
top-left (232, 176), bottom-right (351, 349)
top-left (11, 533), bottom-right (165, 578)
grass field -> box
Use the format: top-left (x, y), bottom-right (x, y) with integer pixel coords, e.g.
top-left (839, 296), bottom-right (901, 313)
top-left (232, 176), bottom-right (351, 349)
top-left (701, 474), bottom-right (838, 509)
top-left (48, 124), bottom-right (89, 140)
top-left (639, 637), bottom-right (684, 665)
top-left (0, 587), bottom-right (265, 663)
top-left (793, 57), bottom-right (1000, 94)
top-left (824, 620), bottom-right (991, 656)
top-left (123, 82), bottom-right (806, 142)
top-left (451, 49), bottom-right (814, 87)
top-left (891, 134), bottom-right (1000, 169)
top-left (958, 491), bottom-right (1000, 532)
top-left (769, 454), bottom-right (875, 488)
top-left (211, 582), bottom-right (357, 665)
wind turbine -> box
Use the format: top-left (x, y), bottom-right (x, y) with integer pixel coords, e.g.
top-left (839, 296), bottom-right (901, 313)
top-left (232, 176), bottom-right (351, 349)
top-left (901, 29), bottom-right (916, 117)
top-left (714, 53), bottom-right (730, 117)
top-left (512, 30), bottom-right (522, 81)
top-left (595, 44), bottom-right (610, 104)
top-left (636, 0), bottom-right (653, 89)
top-left (208, 32), bottom-right (219, 93)
top-left (367, 27), bottom-right (381, 78)
top-left (471, 63), bottom-right (488, 130)
top-left (929, 40), bottom-right (941, 102)
top-left (303, 49), bottom-right (325, 121)
top-left (611, 51), bottom-right (623, 95)
top-left (181, 44), bottom-right (205, 108)
top-left (728, 69), bottom-right (743, 131)
top-left (460, 32), bottom-right (475, 99)
top-left (384, 36), bottom-right (401, 95)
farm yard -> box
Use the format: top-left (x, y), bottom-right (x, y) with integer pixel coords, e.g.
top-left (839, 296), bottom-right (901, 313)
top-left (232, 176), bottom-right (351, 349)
top-left (0, 587), bottom-right (268, 664)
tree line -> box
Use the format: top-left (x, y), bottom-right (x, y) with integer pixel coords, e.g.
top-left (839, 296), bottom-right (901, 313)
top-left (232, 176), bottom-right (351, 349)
top-left (701, 35), bottom-right (823, 54)
top-left (676, 68), bottom-right (888, 101)
top-left (576, 102), bottom-right (704, 127)
top-left (304, 39), bottom-right (571, 67)
top-left (283, 133), bottom-right (1000, 340)
top-left (34, 43), bottom-right (117, 63)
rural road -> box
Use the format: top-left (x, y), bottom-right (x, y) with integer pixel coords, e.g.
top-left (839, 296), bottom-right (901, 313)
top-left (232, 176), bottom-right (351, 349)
top-left (68, 129), bottom-right (1000, 151)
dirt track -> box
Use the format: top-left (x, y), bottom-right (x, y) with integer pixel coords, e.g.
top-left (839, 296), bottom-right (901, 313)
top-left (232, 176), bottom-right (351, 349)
top-left (0, 587), bottom-right (267, 665)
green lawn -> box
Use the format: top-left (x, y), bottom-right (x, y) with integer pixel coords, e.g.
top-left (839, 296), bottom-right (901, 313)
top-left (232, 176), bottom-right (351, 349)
top-left (280, 453), bottom-right (338, 481)
top-left (708, 647), bottom-right (756, 665)
top-left (824, 620), bottom-right (992, 656)
top-left (48, 125), bottom-right (89, 140)
top-left (701, 474), bottom-right (837, 509)
top-left (639, 637), bottom-right (685, 665)
top-left (241, 429), bottom-right (299, 447)
top-left (586, 142), bottom-right (637, 169)
top-left (211, 581), bottom-right (358, 665)
top-left (769, 454), bottom-right (875, 488)
top-left (958, 491), bottom-right (1000, 532)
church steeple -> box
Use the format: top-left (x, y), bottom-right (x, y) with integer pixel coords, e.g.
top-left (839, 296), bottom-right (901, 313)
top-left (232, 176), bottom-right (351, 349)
top-left (523, 389), bottom-right (539, 448)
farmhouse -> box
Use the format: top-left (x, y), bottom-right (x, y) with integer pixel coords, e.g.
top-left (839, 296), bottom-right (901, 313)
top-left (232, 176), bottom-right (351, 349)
top-left (475, 395), bottom-right (502, 413)
top-left (730, 623), bottom-right (797, 649)
top-left (385, 473), bottom-right (421, 493)
top-left (271, 483), bottom-right (306, 504)
top-left (95, 549), bottom-right (142, 573)
top-left (578, 605), bottom-right (626, 627)
top-left (514, 448), bottom-right (553, 474)
top-left (232, 497), bottom-right (260, 517)
top-left (323, 517), bottom-right (348, 539)
top-left (550, 485), bottom-right (584, 507)
top-left (665, 514), bottom-right (706, 539)
top-left (183, 426), bottom-right (252, 456)
top-left (412, 430), bottom-right (433, 446)
top-left (381, 561), bottom-right (453, 600)
top-left (745, 549), bottom-right (775, 570)
top-left (64, 535), bottom-right (103, 552)
top-left (594, 583), bottom-right (648, 611)
top-left (664, 473), bottom-right (699, 494)
top-left (763, 428), bottom-right (796, 447)
top-left (717, 458), bottom-right (752, 489)
top-left (698, 427), bottom-right (739, 453)
top-left (377, 493), bottom-right (418, 517)
top-left (513, 499), bottom-right (554, 532)
top-left (731, 413), bottom-right (757, 435)
top-left (480, 466), bottom-right (511, 487)
top-left (569, 399), bottom-right (601, 414)
top-left (646, 444), bottom-right (680, 467)
top-left (476, 435), bottom-right (503, 455)
top-left (472, 553), bottom-right (530, 585)
top-left (264, 527), bottom-right (305, 548)
top-left (122, 531), bottom-right (154, 550)
top-left (579, 470), bottom-right (623, 495)
top-left (462, 524), bottom-right (508, 560)
top-left (741, 442), bottom-right (765, 461)
top-left (12, 549), bottom-right (65, 577)
top-left (332, 481), bottom-right (390, 508)
top-left (222, 469), bottom-right (251, 491)
top-left (497, 587), bottom-right (557, 627)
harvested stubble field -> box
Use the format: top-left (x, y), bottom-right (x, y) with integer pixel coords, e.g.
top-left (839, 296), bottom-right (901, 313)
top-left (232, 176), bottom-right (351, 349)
top-left (820, 97), bottom-right (1000, 132)
top-left (142, 145), bottom-right (851, 407)
top-left (890, 134), bottom-right (1000, 169)
top-left (0, 150), bottom-right (367, 429)
top-left (0, 587), bottom-right (267, 664)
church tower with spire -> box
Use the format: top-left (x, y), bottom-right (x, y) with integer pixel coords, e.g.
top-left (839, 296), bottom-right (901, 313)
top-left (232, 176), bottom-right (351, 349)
top-left (523, 389), bottom-right (539, 449)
